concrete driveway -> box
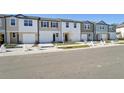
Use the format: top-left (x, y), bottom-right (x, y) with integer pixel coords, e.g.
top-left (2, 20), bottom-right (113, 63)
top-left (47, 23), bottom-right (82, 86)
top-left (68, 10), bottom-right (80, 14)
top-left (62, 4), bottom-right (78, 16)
top-left (0, 45), bottom-right (124, 79)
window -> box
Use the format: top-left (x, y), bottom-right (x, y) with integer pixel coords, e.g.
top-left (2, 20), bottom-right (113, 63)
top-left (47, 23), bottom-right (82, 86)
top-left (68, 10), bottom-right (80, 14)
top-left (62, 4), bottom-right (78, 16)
top-left (84, 24), bottom-right (90, 30)
top-left (51, 22), bottom-right (58, 28)
top-left (74, 23), bottom-right (77, 28)
top-left (56, 33), bottom-right (59, 37)
top-left (11, 19), bottom-right (16, 26)
top-left (66, 22), bottom-right (69, 28)
top-left (41, 21), bottom-right (49, 27)
top-left (13, 33), bottom-right (16, 38)
top-left (100, 25), bottom-right (104, 30)
top-left (29, 20), bottom-right (32, 26)
top-left (24, 20), bottom-right (33, 26)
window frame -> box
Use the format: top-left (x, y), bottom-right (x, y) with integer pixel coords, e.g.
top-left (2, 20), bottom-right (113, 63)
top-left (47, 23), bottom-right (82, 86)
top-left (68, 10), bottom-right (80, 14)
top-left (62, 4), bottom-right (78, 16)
top-left (66, 22), bottom-right (69, 28)
top-left (41, 21), bottom-right (49, 27)
top-left (24, 19), bottom-right (33, 26)
top-left (84, 24), bottom-right (90, 30)
top-left (51, 22), bottom-right (58, 28)
top-left (11, 19), bottom-right (16, 26)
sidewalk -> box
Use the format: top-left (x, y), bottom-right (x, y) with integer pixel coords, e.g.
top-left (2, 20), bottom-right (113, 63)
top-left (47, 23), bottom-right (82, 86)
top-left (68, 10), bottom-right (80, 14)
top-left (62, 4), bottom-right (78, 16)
top-left (0, 43), bottom-right (123, 57)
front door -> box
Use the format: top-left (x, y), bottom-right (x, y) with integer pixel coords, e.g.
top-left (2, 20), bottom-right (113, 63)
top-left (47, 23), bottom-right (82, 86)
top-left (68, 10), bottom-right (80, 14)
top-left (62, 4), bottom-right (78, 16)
top-left (10, 32), bottom-right (18, 44)
top-left (53, 34), bottom-right (56, 42)
top-left (65, 34), bottom-right (68, 42)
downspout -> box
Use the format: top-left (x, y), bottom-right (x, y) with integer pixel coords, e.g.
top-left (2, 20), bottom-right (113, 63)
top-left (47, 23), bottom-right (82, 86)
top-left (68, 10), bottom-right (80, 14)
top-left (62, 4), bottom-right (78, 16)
top-left (37, 18), bottom-right (40, 44)
top-left (4, 16), bottom-right (7, 44)
top-left (92, 23), bottom-right (95, 41)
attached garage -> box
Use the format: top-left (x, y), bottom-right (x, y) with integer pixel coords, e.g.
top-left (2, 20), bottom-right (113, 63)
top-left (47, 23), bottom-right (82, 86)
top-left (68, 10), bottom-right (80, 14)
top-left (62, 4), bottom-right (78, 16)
top-left (109, 33), bottom-right (116, 40)
top-left (97, 34), bottom-right (107, 40)
top-left (101, 34), bottom-right (107, 40)
top-left (23, 34), bottom-right (35, 44)
top-left (81, 34), bottom-right (87, 41)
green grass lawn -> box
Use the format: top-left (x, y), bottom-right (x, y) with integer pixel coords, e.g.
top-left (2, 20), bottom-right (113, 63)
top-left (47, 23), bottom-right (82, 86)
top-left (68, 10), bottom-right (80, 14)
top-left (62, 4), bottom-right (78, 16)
top-left (53, 42), bottom-right (78, 46)
top-left (57, 44), bottom-right (89, 49)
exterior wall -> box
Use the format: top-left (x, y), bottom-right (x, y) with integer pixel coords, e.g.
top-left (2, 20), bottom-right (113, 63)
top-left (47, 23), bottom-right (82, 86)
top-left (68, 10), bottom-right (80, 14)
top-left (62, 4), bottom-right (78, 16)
top-left (61, 22), bottom-right (81, 42)
top-left (18, 19), bottom-right (38, 32)
top-left (95, 24), bottom-right (108, 33)
top-left (6, 17), bottom-right (19, 32)
top-left (116, 27), bottom-right (124, 38)
top-left (0, 18), bottom-right (6, 43)
top-left (81, 32), bottom-right (93, 41)
top-left (108, 32), bottom-right (116, 40)
top-left (39, 31), bottom-right (61, 43)
top-left (0, 18), bottom-right (5, 31)
top-left (81, 23), bottom-right (94, 32)
top-left (81, 22), bottom-right (94, 41)
top-left (18, 32), bottom-right (38, 44)
top-left (39, 20), bottom-right (61, 31)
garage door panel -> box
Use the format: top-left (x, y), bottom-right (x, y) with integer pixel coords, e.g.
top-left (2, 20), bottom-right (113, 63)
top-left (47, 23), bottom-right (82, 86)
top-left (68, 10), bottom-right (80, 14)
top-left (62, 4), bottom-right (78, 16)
top-left (81, 34), bottom-right (87, 41)
top-left (23, 34), bottom-right (35, 44)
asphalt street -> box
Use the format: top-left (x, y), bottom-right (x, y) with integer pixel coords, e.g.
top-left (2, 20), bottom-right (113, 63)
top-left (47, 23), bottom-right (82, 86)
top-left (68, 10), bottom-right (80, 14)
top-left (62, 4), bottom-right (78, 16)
top-left (0, 46), bottom-right (124, 79)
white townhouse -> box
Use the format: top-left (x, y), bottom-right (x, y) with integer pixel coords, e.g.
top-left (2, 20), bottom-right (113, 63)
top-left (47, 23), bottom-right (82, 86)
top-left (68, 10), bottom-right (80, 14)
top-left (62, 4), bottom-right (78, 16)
top-left (116, 24), bottom-right (124, 38)
top-left (39, 18), bottom-right (61, 43)
top-left (94, 21), bottom-right (109, 41)
top-left (39, 18), bottom-right (81, 43)
top-left (6, 14), bottom-right (39, 44)
top-left (61, 19), bottom-right (81, 42)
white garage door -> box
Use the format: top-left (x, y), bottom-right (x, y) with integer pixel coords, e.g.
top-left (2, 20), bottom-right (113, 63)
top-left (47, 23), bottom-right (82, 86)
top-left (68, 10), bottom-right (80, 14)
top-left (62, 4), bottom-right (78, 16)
top-left (81, 34), bottom-right (87, 41)
top-left (102, 34), bottom-right (107, 40)
top-left (109, 33), bottom-right (116, 40)
top-left (23, 34), bottom-right (35, 44)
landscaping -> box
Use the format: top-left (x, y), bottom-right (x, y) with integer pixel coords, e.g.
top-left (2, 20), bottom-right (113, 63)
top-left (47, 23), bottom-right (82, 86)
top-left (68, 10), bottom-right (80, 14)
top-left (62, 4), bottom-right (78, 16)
top-left (57, 44), bottom-right (89, 49)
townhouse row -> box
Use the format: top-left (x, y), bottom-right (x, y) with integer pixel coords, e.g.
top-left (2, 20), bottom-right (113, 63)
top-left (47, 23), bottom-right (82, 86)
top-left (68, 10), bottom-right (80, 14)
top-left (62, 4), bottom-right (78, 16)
top-left (0, 14), bottom-right (116, 44)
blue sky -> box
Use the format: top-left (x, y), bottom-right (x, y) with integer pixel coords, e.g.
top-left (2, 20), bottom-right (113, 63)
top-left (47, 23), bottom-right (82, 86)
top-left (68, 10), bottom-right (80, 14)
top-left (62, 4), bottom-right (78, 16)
top-left (27, 14), bottom-right (124, 24)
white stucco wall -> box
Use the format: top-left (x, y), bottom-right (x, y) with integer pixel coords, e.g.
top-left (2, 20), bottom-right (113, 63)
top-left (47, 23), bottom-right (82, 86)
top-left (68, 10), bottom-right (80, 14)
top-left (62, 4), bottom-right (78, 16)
top-left (116, 27), bottom-right (124, 38)
top-left (39, 31), bottom-right (61, 43)
top-left (61, 22), bottom-right (81, 41)
top-left (18, 19), bottom-right (38, 32)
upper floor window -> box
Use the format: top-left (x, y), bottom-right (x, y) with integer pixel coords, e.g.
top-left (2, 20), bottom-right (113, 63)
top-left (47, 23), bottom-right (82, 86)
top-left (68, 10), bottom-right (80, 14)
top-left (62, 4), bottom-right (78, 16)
top-left (41, 21), bottom-right (49, 27)
top-left (0, 19), bottom-right (2, 26)
top-left (100, 25), bottom-right (104, 30)
top-left (24, 20), bottom-right (33, 26)
top-left (84, 24), bottom-right (90, 30)
top-left (51, 22), bottom-right (58, 28)
top-left (74, 23), bottom-right (77, 28)
top-left (11, 19), bottom-right (16, 26)
top-left (66, 22), bottom-right (69, 28)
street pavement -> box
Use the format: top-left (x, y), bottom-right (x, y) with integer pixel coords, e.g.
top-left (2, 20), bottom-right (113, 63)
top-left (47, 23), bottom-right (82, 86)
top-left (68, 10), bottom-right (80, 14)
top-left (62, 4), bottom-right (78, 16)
top-left (0, 45), bottom-right (124, 79)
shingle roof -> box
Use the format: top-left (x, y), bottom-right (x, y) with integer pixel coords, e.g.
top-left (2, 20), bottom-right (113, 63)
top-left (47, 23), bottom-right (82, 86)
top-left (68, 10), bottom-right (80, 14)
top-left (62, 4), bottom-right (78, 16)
top-left (96, 20), bottom-right (108, 25)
